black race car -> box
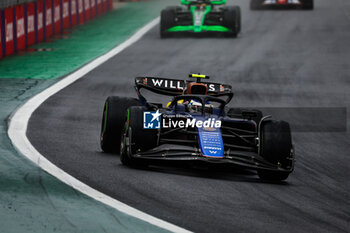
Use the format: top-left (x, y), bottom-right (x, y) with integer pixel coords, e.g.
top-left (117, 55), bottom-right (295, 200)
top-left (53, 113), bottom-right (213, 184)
top-left (250, 0), bottom-right (313, 10)
top-left (100, 74), bottom-right (295, 181)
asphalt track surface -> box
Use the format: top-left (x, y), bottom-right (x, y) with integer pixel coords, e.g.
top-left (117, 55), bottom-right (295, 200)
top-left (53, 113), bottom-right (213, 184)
top-left (28, 0), bottom-right (350, 232)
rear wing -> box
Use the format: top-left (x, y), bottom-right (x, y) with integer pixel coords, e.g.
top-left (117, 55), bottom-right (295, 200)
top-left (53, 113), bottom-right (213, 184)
top-left (135, 77), bottom-right (234, 105)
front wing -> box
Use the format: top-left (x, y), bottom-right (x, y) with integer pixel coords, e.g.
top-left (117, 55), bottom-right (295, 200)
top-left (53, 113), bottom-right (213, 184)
top-left (130, 144), bottom-right (294, 173)
top-left (167, 25), bottom-right (231, 33)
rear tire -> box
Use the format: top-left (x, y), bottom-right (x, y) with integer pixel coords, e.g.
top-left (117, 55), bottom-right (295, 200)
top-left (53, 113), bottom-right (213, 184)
top-left (100, 96), bottom-right (140, 153)
top-left (302, 0), bottom-right (313, 10)
top-left (160, 8), bottom-right (176, 38)
top-left (258, 120), bottom-right (293, 181)
top-left (120, 106), bottom-right (158, 167)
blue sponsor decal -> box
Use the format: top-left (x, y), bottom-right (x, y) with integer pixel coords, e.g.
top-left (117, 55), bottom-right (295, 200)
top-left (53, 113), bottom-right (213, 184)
top-left (143, 110), bottom-right (161, 129)
top-left (197, 123), bottom-right (224, 158)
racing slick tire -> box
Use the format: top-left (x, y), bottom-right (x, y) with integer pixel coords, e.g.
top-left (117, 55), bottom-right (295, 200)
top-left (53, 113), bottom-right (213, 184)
top-left (250, 0), bottom-right (263, 10)
top-left (160, 7), bottom-right (176, 38)
top-left (234, 6), bottom-right (242, 34)
top-left (258, 120), bottom-right (293, 181)
top-left (302, 0), bottom-right (313, 10)
top-left (100, 96), bottom-right (140, 153)
top-left (120, 106), bottom-right (158, 167)
top-left (227, 108), bottom-right (263, 125)
top-left (223, 6), bottom-right (241, 37)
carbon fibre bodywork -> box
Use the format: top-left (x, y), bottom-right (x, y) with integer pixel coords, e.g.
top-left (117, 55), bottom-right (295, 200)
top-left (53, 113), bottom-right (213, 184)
top-left (122, 77), bottom-right (295, 175)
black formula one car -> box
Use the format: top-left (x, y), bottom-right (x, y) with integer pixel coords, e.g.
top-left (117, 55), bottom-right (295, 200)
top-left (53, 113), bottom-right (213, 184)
top-left (100, 74), bottom-right (295, 181)
top-left (250, 0), bottom-right (313, 10)
top-left (160, 0), bottom-right (241, 38)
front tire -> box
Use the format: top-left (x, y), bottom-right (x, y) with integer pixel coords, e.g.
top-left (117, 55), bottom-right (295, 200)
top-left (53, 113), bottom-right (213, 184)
top-left (234, 6), bottom-right (241, 34)
top-left (160, 8), bottom-right (176, 38)
top-left (223, 6), bottom-right (241, 37)
top-left (120, 106), bottom-right (158, 167)
top-left (100, 96), bottom-right (140, 153)
top-left (258, 120), bottom-right (293, 181)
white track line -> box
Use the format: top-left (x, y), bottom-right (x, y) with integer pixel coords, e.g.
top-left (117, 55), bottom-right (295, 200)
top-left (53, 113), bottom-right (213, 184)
top-left (8, 17), bottom-right (191, 233)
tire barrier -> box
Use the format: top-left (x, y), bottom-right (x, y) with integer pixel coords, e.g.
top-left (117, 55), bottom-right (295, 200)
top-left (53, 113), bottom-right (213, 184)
top-left (77, 0), bottom-right (84, 25)
top-left (70, 0), bottom-right (77, 26)
top-left (0, 14), bottom-right (2, 58)
top-left (25, 1), bottom-right (36, 47)
top-left (43, 0), bottom-right (53, 40)
top-left (0, 0), bottom-right (113, 58)
top-left (15, 4), bottom-right (26, 52)
top-left (3, 6), bottom-right (14, 56)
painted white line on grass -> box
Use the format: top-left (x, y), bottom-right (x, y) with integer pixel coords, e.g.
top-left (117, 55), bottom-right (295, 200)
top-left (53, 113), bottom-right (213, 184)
top-left (8, 17), bottom-right (191, 233)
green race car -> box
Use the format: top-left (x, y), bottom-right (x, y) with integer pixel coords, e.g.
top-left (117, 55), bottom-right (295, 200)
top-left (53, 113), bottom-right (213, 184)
top-left (160, 0), bottom-right (241, 38)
